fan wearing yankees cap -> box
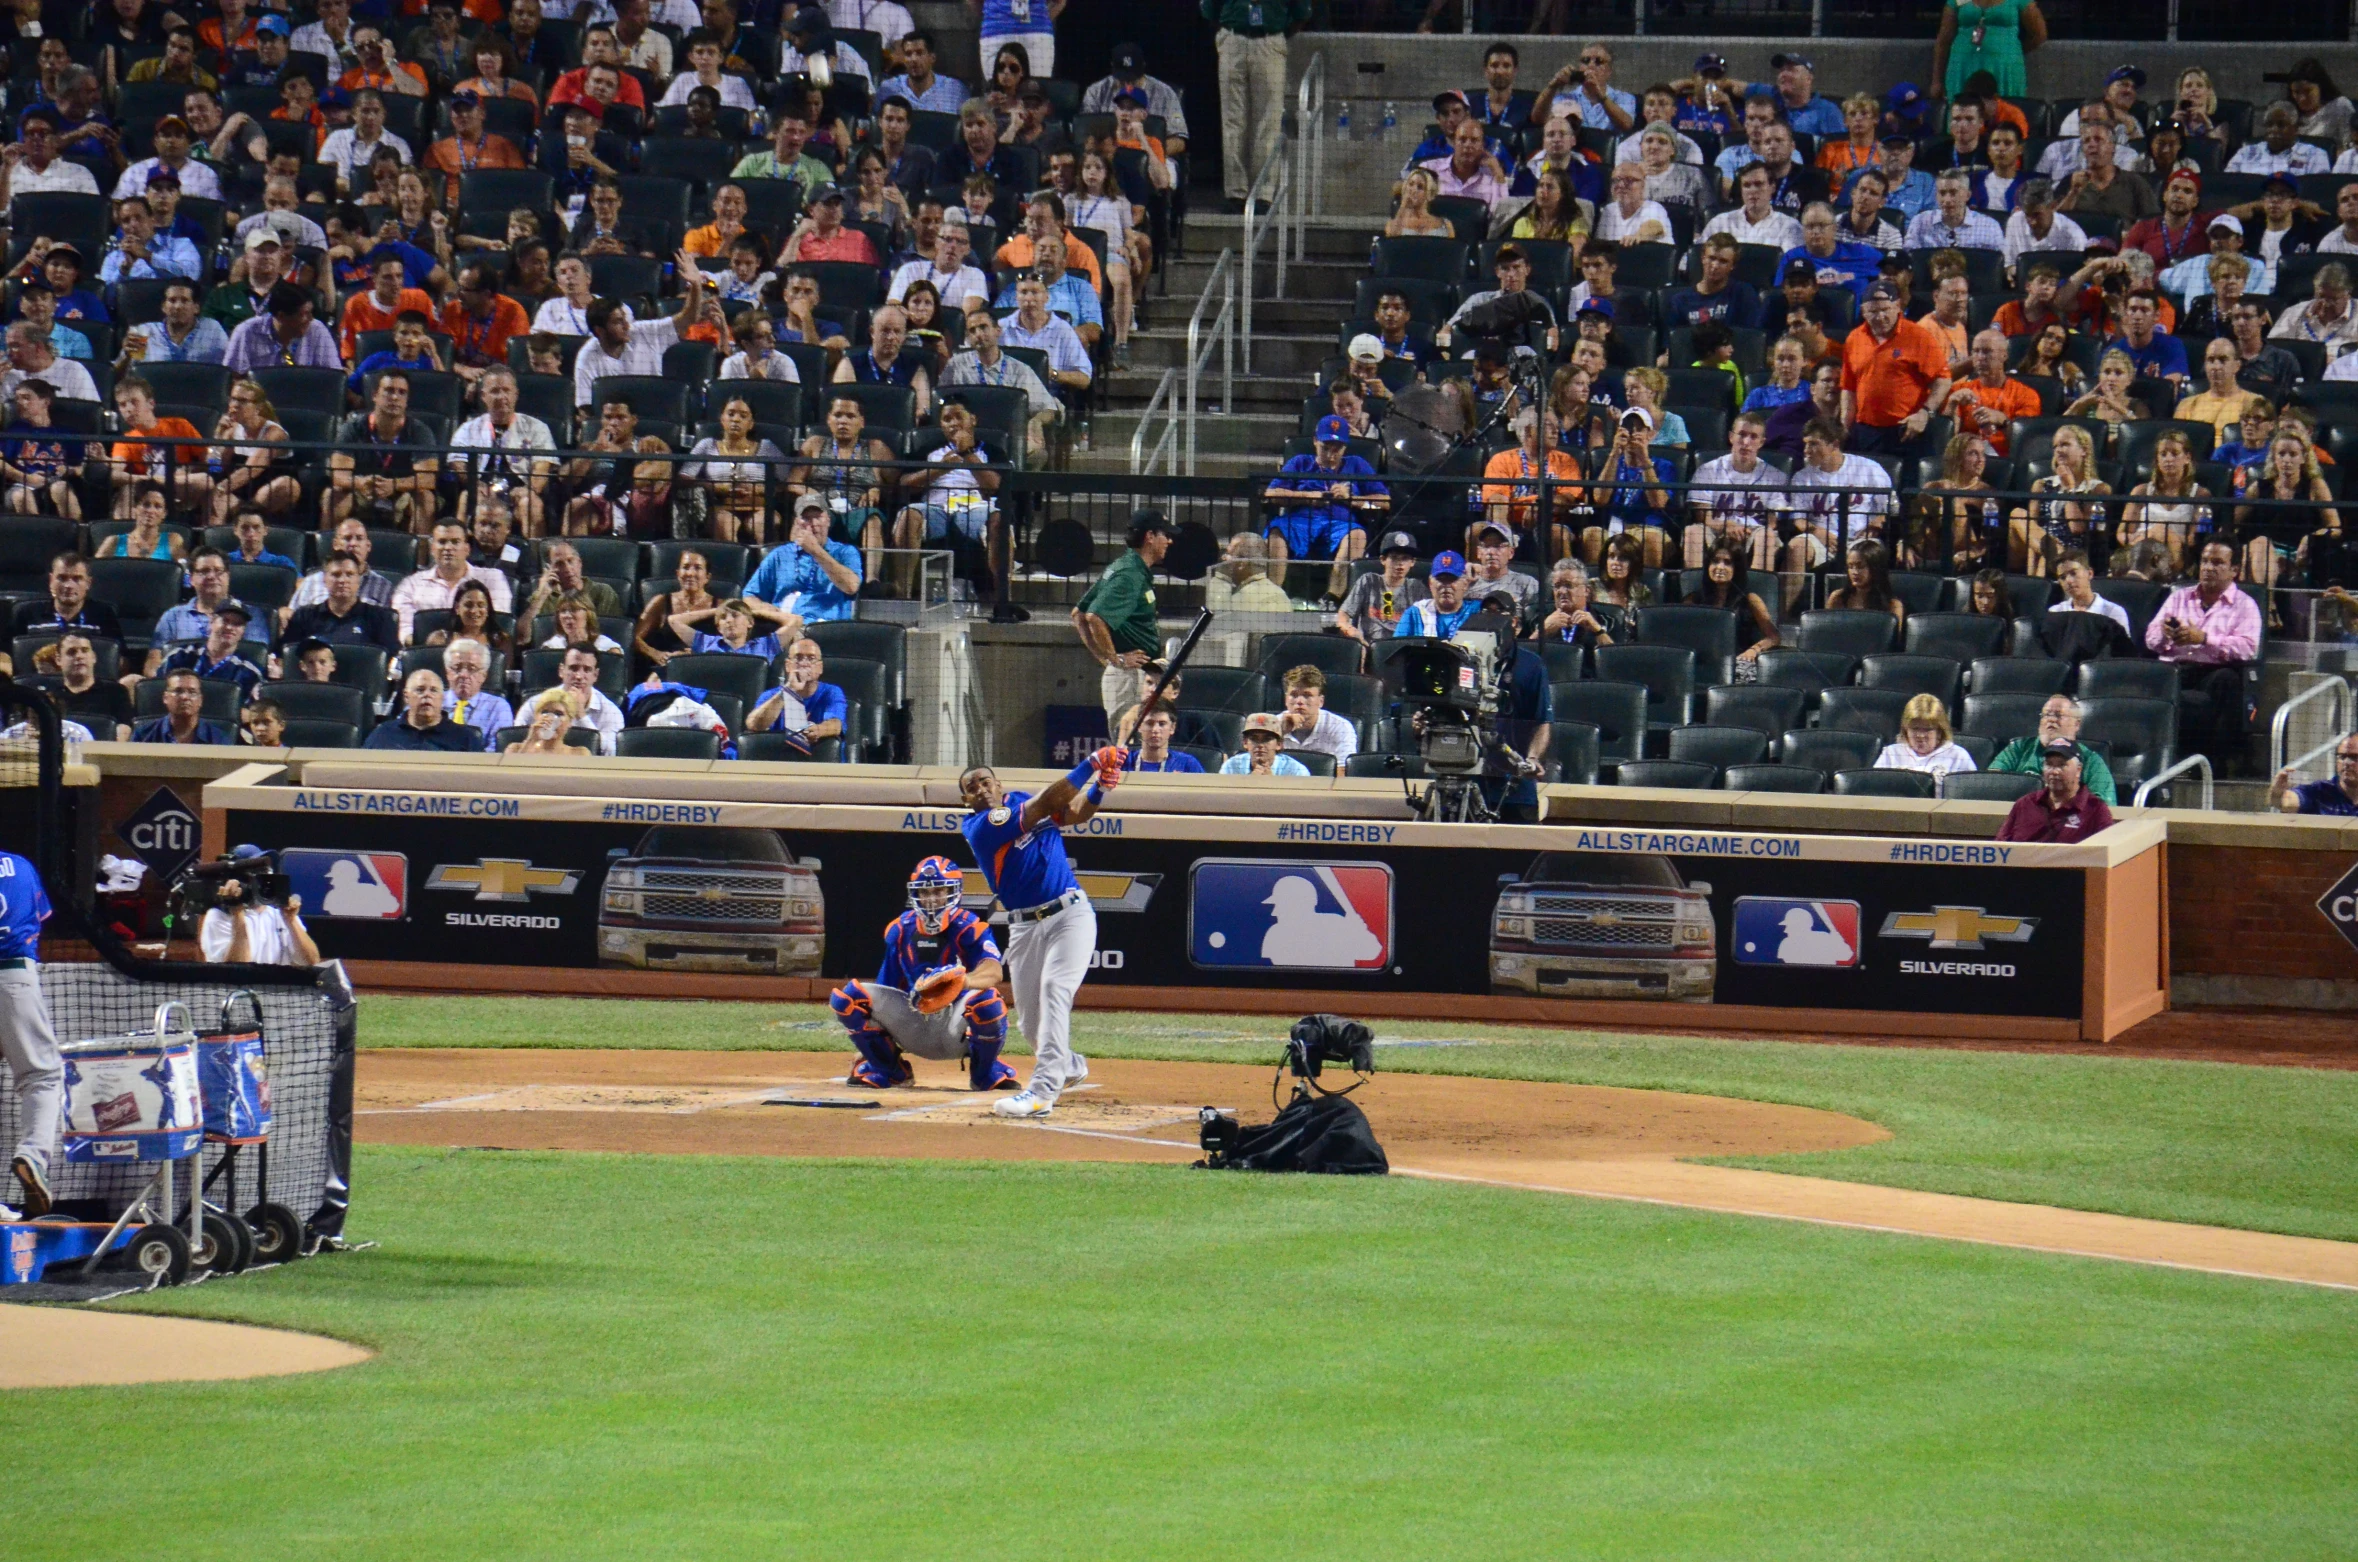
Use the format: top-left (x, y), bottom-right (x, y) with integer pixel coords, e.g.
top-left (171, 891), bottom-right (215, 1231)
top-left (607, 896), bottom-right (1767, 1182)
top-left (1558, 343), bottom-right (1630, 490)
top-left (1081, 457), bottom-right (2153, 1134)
top-left (1264, 415), bottom-right (1388, 609)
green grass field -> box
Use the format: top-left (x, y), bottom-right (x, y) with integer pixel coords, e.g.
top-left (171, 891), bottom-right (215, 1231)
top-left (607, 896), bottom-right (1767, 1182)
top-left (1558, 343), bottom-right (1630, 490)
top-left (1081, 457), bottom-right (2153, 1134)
top-left (6, 996), bottom-right (2356, 1559)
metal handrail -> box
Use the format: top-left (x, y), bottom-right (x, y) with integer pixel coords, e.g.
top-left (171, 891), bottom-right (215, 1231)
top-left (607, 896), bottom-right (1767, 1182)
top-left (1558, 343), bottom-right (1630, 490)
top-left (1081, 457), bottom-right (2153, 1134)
top-left (2134, 752), bottom-right (2215, 810)
top-left (1129, 366), bottom-right (1180, 475)
top-left (1239, 129), bottom-right (1292, 375)
top-left (1294, 50), bottom-right (1326, 256)
top-left (2271, 671), bottom-right (2352, 777)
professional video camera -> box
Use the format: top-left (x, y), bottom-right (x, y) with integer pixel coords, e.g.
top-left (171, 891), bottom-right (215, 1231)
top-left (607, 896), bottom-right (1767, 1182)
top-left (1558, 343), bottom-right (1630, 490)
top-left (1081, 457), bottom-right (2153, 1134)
top-left (1195, 1013), bottom-right (1387, 1175)
top-left (172, 849), bottom-right (290, 916)
top-left (1387, 612), bottom-right (1520, 821)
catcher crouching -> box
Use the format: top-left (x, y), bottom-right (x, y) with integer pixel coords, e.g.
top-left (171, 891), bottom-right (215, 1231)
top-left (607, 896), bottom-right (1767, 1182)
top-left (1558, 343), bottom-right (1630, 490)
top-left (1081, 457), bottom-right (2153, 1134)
top-left (830, 855), bottom-right (1016, 1090)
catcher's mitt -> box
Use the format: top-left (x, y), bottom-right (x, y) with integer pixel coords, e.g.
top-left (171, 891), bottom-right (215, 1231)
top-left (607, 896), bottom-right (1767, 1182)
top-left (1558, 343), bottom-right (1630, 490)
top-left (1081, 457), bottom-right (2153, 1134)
top-left (911, 965), bottom-right (967, 1013)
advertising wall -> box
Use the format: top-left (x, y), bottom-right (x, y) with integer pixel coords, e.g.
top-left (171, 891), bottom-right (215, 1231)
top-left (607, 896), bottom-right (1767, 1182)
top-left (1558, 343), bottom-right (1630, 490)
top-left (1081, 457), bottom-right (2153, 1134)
top-left (215, 782), bottom-right (2137, 1022)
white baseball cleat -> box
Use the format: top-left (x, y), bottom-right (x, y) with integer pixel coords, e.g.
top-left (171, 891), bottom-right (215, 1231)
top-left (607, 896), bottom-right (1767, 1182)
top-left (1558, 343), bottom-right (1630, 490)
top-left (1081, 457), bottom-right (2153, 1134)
top-left (1063, 1054), bottom-right (1089, 1087)
top-left (0, 1202), bottom-right (20, 1223)
top-left (991, 1091), bottom-right (1053, 1119)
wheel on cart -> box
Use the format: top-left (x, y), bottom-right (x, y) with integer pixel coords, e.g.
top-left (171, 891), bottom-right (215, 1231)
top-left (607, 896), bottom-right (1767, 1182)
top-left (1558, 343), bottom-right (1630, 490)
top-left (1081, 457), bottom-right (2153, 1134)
top-left (194, 1209), bottom-right (252, 1275)
top-left (123, 1223), bottom-right (192, 1286)
top-left (245, 1202), bottom-right (304, 1265)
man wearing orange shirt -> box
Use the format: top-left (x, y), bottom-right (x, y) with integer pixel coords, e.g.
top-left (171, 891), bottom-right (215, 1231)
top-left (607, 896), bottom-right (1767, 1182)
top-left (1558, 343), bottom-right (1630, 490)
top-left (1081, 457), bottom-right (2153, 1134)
top-left (682, 182), bottom-right (750, 257)
top-left (993, 193), bottom-right (1103, 291)
top-left (1942, 329), bottom-right (2042, 456)
top-left (337, 26), bottom-right (428, 97)
top-left (420, 90), bottom-right (525, 207)
top-left (1839, 279), bottom-right (1949, 455)
top-left (107, 375), bottom-right (211, 516)
top-left (338, 250), bottom-right (438, 364)
top-left (440, 262), bottom-right (531, 385)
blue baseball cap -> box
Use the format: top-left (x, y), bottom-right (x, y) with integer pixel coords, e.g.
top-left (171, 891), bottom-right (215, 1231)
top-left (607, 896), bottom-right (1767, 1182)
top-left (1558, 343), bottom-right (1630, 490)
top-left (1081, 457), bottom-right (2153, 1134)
top-left (1313, 414), bottom-right (1350, 443)
top-left (256, 13), bottom-right (291, 36)
top-left (1430, 550), bottom-right (1467, 579)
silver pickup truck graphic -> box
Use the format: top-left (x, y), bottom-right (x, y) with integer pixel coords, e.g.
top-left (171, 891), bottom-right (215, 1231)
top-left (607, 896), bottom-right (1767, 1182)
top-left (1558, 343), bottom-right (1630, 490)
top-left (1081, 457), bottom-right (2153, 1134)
top-left (1489, 850), bottom-right (1716, 1002)
top-left (597, 825), bottom-right (824, 973)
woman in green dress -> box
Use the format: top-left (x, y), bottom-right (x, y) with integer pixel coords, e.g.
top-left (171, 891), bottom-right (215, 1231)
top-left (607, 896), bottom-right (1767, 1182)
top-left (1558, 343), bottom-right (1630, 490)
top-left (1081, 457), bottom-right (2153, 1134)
top-left (1934, 0), bottom-right (2046, 101)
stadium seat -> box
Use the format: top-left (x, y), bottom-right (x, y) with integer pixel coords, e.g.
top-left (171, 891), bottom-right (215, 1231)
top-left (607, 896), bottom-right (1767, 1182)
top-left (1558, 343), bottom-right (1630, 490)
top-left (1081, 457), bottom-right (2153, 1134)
top-left (1292, 750), bottom-right (1338, 777)
top-left (1256, 633), bottom-right (1365, 680)
top-left (1722, 763), bottom-right (1826, 794)
top-left (1779, 727), bottom-right (1880, 779)
top-left (1817, 687), bottom-right (1910, 741)
top-left (647, 540), bottom-right (753, 585)
top-left (1969, 657), bottom-right (2070, 696)
top-left (1594, 644), bottom-right (1696, 729)
top-left (2076, 661), bottom-right (2179, 703)
top-left (1634, 603), bottom-right (1739, 686)
top-left (257, 681), bottom-right (367, 731)
top-left (1174, 667), bottom-right (1267, 714)
top-left (1952, 734), bottom-right (1996, 769)
top-left (1943, 770), bottom-right (2040, 803)
top-left (1346, 751), bottom-right (1426, 779)
top-left (1702, 684), bottom-right (1807, 752)
top-left (84, 559), bottom-right (182, 642)
top-left (2091, 579), bottom-right (2170, 646)
top-left (2077, 696), bottom-right (2176, 792)
top-left (1667, 724), bottom-right (1767, 771)
top-left (278, 718), bottom-right (361, 748)
top-left (1176, 710), bottom-right (1242, 753)
top-left (1834, 768), bottom-right (1936, 797)
top-left (1371, 236), bottom-right (1471, 284)
top-left (825, 657), bottom-right (892, 761)
top-left (1548, 721), bottom-right (1600, 784)
top-left (805, 622), bottom-right (909, 714)
top-left (16, 635), bottom-right (122, 684)
top-left (1960, 693), bottom-right (2052, 743)
top-left (615, 727), bottom-right (723, 760)
top-left (1756, 649), bottom-right (1859, 712)
top-left (664, 652), bottom-right (774, 710)
top-left (1887, 571), bottom-right (1946, 619)
top-left (1796, 609), bottom-right (1899, 657)
top-left (1616, 759), bottom-right (1717, 789)
top-left (496, 724), bottom-right (601, 753)
top-left (1905, 612), bottom-right (2007, 664)
top-left (1859, 653), bottom-right (1964, 712)
top-left (738, 732), bottom-right (843, 762)
top-left (1552, 681), bottom-right (1647, 763)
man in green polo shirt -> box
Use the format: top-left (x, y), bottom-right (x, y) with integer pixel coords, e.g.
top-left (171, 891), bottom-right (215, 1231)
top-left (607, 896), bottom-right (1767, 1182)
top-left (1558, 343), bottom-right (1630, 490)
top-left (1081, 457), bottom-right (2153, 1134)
top-left (1073, 508), bottom-right (1173, 723)
top-left (1989, 692), bottom-right (2118, 804)
top-left (730, 107), bottom-right (835, 194)
top-left (1202, 0), bottom-right (1307, 206)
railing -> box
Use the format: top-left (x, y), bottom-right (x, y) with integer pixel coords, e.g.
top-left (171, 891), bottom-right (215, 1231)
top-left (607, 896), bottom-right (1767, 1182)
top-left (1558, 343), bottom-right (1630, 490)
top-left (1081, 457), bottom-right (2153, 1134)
top-left (1128, 249), bottom-right (1235, 476)
top-left (1294, 51), bottom-right (1326, 255)
top-left (2271, 670), bottom-right (2352, 778)
top-left (2134, 752), bottom-right (2215, 810)
top-left (1239, 127), bottom-right (1293, 376)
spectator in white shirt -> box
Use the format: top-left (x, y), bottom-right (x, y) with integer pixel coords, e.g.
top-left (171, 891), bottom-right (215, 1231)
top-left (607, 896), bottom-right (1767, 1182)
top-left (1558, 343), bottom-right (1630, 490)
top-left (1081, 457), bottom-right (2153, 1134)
top-left (519, 643), bottom-right (625, 752)
top-left (2048, 551), bottom-right (2132, 633)
top-left (1785, 415), bottom-right (1894, 569)
top-left (391, 519), bottom-right (517, 641)
top-left (1595, 163), bottom-right (1671, 244)
top-left (2226, 105), bottom-right (2334, 177)
top-left (1873, 693), bottom-right (1978, 777)
top-left (572, 249), bottom-right (712, 408)
top-left (318, 90), bottom-right (413, 196)
top-left (1701, 162), bottom-right (1803, 251)
top-left (888, 220), bottom-right (990, 312)
top-left (718, 312), bottom-right (803, 382)
top-left (1272, 664), bottom-right (1359, 763)
top-left (2001, 180), bottom-right (2089, 281)
top-left (0, 109), bottom-right (99, 197)
top-left (1, 323), bottom-right (98, 404)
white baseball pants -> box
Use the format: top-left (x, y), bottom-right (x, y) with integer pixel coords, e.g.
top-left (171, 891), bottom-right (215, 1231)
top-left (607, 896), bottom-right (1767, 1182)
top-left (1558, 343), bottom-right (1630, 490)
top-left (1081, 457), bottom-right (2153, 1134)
top-left (1005, 898), bottom-right (1095, 1101)
top-left (0, 965), bottom-right (63, 1177)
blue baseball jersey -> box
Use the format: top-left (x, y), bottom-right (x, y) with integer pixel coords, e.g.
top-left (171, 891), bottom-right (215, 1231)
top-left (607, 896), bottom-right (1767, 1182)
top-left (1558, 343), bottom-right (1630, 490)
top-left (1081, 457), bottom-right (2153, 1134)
top-left (0, 851), bottom-right (53, 960)
top-left (960, 791), bottom-right (1078, 912)
top-left (876, 905), bottom-right (1001, 988)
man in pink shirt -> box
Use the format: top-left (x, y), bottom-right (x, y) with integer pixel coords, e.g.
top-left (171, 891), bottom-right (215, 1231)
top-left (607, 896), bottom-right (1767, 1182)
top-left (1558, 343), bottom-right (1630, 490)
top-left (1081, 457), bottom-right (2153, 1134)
top-left (1419, 118), bottom-right (1509, 211)
top-left (2145, 539), bottom-right (2262, 770)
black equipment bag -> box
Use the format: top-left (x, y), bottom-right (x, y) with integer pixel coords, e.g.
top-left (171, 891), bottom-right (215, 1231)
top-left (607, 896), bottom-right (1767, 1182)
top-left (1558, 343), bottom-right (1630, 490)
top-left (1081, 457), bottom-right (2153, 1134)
top-left (1205, 1091), bottom-right (1389, 1176)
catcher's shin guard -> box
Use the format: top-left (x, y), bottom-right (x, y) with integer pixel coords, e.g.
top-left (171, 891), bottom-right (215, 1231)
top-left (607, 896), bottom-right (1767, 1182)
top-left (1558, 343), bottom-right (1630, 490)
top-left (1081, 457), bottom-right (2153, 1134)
top-left (830, 981), bottom-right (907, 1081)
top-left (964, 986), bottom-right (1010, 1090)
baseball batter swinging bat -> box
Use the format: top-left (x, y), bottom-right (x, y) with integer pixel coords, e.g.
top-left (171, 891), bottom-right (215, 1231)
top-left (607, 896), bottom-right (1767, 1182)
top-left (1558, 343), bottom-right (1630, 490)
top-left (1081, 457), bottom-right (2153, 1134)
top-left (1126, 608), bottom-right (1215, 764)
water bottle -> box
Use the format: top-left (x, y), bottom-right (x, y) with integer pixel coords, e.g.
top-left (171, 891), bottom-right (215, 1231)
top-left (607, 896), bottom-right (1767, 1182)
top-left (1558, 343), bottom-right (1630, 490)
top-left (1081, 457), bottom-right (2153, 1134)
top-left (748, 103), bottom-right (768, 140)
top-left (1382, 101), bottom-right (1397, 143)
top-left (1982, 497), bottom-right (1998, 537)
top-left (1336, 100), bottom-right (1351, 140)
top-left (208, 448), bottom-right (223, 481)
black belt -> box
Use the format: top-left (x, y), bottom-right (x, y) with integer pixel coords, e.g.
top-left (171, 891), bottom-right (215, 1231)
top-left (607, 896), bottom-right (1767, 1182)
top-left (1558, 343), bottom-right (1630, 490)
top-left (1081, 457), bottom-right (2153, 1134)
top-left (0, 957), bottom-right (31, 970)
top-left (1008, 888), bottom-right (1085, 924)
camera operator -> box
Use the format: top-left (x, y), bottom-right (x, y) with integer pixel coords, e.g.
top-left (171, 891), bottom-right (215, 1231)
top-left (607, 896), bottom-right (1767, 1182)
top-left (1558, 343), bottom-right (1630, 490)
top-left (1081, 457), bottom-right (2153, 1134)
top-left (196, 847), bottom-right (320, 967)
top-left (1479, 589), bottom-right (1554, 818)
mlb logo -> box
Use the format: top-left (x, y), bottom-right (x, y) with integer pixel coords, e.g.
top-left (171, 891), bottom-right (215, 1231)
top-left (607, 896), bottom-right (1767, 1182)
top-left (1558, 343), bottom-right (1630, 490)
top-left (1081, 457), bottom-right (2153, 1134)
top-left (281, 850), bottom-right (408, 920)
top-left (1732, 898), bottom-right (1861, 968)
top-left (1188, 860), bottom-right (1392, 972)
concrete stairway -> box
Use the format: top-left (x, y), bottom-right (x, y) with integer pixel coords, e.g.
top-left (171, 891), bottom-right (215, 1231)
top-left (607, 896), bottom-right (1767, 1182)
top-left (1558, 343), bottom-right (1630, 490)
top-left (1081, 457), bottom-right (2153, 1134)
top-left (1075, 211), bottom-right (1378, 477)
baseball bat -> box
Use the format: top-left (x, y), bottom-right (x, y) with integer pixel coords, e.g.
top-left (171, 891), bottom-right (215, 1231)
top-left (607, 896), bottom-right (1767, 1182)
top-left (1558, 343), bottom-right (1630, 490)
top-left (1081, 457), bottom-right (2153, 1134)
top-left (1125, 608), bottom-right (1215, 762)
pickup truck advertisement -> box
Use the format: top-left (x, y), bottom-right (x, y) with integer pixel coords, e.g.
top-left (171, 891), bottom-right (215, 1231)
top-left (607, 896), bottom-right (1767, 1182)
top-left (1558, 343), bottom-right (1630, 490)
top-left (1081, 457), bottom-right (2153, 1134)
top-left (225, 794), bottom-right (2100, 1017)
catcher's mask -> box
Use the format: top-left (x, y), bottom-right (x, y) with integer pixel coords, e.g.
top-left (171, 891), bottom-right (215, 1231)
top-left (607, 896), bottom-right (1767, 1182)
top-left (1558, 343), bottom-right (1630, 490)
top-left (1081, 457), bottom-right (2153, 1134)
top-left (908, 854), bottom-right (962, 934)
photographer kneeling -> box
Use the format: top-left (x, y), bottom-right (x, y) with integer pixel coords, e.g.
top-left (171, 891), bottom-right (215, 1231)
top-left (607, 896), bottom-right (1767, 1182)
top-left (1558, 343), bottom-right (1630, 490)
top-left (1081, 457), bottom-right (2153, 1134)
top-left (196, 847), bottom-right (321, 967)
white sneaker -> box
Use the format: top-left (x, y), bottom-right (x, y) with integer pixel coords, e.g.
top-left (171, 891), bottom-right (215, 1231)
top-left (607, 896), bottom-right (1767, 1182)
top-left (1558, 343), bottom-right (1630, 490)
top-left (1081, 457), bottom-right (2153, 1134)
top-left (991, 1091), bottom-right (1053, 1119)
top-left (1063, 1054), bottom-right (1089, 1087)
top-left (0, 1202), bottom-right (20, 1223)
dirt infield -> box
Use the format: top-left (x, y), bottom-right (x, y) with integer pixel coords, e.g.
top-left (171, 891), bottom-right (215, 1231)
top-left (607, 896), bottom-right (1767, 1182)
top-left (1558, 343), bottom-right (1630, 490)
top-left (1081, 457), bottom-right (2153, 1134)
top-left (0, 1305), bottom-right (371, 1390)
top-left (360, 1050), bottom-right (2358, 1290)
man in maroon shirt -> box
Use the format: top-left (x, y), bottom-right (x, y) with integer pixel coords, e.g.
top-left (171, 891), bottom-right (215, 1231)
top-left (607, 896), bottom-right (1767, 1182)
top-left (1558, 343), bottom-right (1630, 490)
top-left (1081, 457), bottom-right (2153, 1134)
top-left (1997, 741), bottom-right (2116, 842)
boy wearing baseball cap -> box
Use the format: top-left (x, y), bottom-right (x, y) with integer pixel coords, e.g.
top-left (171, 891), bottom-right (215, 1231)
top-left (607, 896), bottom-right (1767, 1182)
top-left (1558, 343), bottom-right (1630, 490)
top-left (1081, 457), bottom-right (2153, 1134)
top-left (1334, 530), bottom-right (1428, 643)
top-left (1219, 712), bottom-right (1312, 778)
top-left (1263, 414), bottom-right (1388, 608)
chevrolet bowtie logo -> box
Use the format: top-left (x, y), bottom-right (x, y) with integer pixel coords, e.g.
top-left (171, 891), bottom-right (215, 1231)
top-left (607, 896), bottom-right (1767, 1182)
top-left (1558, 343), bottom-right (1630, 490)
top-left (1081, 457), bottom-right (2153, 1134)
top-left (425, 859), bottom-right (582, 903)
top-left (1878, 906), bottom-right (2038, 950)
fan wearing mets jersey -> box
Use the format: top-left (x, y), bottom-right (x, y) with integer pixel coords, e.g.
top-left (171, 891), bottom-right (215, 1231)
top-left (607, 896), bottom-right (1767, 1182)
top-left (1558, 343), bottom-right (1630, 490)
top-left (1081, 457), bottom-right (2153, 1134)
top-left (828, 855), bottom-right (1016, 1091)
top-left (957, 748), bottom-right (1123, 1119)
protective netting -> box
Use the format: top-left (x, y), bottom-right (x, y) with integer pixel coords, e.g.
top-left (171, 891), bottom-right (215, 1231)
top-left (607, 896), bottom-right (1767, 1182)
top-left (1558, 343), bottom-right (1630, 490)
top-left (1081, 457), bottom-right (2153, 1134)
top-left (3, 963), bottom-right (357, 1240)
